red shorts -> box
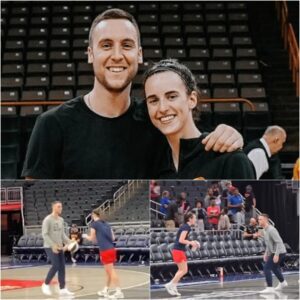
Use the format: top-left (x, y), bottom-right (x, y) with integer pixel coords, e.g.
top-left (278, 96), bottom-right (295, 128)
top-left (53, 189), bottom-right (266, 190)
top-left (99, 248), bottom-right (117, 265)
top-left (172, 249), bottom-right (187, 263)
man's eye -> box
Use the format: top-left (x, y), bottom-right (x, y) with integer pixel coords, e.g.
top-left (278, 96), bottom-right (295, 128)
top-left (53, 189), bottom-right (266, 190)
top-left (102, 43), bottom-right (111, 49)
top-left (168, 94), bottom-right (177, 100)
top-left (148, 99), bottom-right (158, 104)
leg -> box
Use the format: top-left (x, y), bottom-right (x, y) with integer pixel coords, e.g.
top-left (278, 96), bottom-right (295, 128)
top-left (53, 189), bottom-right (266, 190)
top-left (104, 263), bottom-right (120, 288)
top-left (263, 255), bottom-right (274, 287)
top-left (271, 253), bottom-right (286, 283)
top-left (171, 262), bottom-right (188, 285)
top-left (44, 248), bottom-right (59, 285)
top-left (57, 251), bottom-right (66, 289)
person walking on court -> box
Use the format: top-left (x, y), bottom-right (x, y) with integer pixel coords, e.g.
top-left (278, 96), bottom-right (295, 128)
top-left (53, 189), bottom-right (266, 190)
top-left (165, 212), bottom-right (200, 296)
top-left (82, 208), bottom-right (123, 299)
top-left (41, 201), bottom-right (74, 296)
top-left (258, 214), bottom-right (288, 294)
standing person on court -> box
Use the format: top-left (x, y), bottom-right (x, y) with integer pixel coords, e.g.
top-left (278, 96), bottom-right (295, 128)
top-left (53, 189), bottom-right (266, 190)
top-left (22, 9), bottom-right (245, 180)
top-left (258, 214), bottom-right (288, 294)
top-left (165, 212), bottom-right (200, 296)
top-left (82, 208), bottom-right (123, 299)
top-left (41, 201), bottom-right (74, 296)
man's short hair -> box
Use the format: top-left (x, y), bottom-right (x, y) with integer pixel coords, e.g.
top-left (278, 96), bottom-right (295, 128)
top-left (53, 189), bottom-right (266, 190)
top-left (52, 200), bottom-right (62, 207)
top-left (88, 8), bottom-right (141, 46)
top-left (264, 126), bottom-right (286, 137)
top-left (260, 213), bottom-right (269, 219)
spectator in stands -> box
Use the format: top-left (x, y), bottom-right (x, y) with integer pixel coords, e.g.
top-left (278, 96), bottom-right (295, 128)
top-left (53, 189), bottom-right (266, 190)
top-left (211, 183), bottom-right (220, 197)
top-left (159, 190), bottom-right (170, 219)
top-left (179, 192), bottom-right (191, 214)
top-left (21, 9), bottom-right (244, 180)
top-left (41, 201), bottom-right (74, 297)
top-left (207, 199), bottom-right (220, 230)
top-left (244, 185), bottom-right (257, 223)
top-left (192, 200), bottom-right (207, 232)
top-left (235, 206), bottom-right (245, 228)
top-left (243, 218), bottom-right (260, 240)
top-left (164, 198), bottom-right (179, 229)
top-left (143, 59), bottom-right (255, 179)
top-left (220, 181), bottom-right (232, 208)
top-left (204, 188), bottom-right (214, 208)
top-left (150, 180), bottom-right (161, 202)
top-left (244, 126), bottom-right (287, 179)
top-left (258, 214), bottom-right (288, 294)
top-left (228, 186), bottom-right (243, 223)
top-left (69, 224), bottom-right (82, 263)
top-left (218, 208), bottom-right (231, 231)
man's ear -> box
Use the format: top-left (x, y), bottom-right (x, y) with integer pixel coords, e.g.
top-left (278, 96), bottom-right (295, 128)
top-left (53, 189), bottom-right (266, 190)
top-left (138, 47), bottom-right (143, 64)
top-left (87, 46), bottom-right (93, 64)
top-left (188, 91), bottom-right (198, 110)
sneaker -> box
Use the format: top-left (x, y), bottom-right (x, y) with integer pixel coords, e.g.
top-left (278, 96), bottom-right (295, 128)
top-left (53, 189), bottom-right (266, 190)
top-left (260, 287), bottom-right (276, 294)
top-left (164, 282), bottom-right (176, 296)
top-left (172, 286), bottom-right (181, 296)
top-left (41, 283), bottom-right (52, 296)
top-left (59, 288), bottom-right (75, 296)
top-left (71, 257), bottom-right (77, 263)
top-left (108, 290), bottom-right (124, 299)
top-left (274, 280), bottom-right (288, 291)
top-left (97, 289), bottom-right (109, 297)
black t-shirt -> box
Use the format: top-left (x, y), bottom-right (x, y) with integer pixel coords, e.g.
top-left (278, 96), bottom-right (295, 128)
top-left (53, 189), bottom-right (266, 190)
top-left (22, 96), bottom-right (166, 179)
top-left (174, 223), bottom-right (191, 251)
top-left (166, 201), bottom-right (178, 221)
top-left (158, 136), bottom-right (255, 179)
top-left (244, 192), bottom-right (256, 211)
top-left (244, 225), bottom-right (259, 240)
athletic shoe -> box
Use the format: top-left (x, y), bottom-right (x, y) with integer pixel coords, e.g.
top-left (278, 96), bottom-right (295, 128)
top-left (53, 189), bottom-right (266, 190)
top-left (71, 257), bottom-right (77, 263)
top-left (172, 286), bottom-right (181, 296)
top-left (274, 280), bottom-right (288, 291)
top-left (108, 290), bottom-right (124, 299)
top-left (41, 283), bottom-right (52, 296)
top-left (260, 287), bottom-right (276, 294)
top-left (164, 282), bottom-right (176, 296)
top-left (59, 288), bottom-right (75, 296)
top-left (97, 289), bottom-right (109, 297)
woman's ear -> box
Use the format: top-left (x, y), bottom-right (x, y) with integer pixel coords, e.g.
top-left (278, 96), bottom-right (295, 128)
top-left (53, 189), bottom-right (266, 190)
top-left (87, 46), bottom-right (93, 64)
top-left (188, 91), bottom-right (198, 110)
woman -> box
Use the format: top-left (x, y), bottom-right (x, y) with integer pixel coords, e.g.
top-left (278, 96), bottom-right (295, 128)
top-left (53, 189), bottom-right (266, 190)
top-left (69, 224), bottom-right (81, 263)
top-left (143, 59), bottom-right (255, 179)
top-left (218, 207), bottom-right (231, 231)
top-left (82, 208), bottom-right (123, 299)
top-left (192, 200), bottom-right (206, 232)
top-left (165, 212), bottom-right (200, 296)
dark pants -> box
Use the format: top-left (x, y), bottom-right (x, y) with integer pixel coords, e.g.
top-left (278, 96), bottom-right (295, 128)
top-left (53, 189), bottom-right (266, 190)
top-left (263, 253), bottom-right (286, 287)
top-left (45, 248), bottom-right (66, 289)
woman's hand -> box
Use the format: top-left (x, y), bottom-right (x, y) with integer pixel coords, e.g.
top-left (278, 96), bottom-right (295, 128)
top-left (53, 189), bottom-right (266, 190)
top-left (202, 124), bottom-right (243, 152)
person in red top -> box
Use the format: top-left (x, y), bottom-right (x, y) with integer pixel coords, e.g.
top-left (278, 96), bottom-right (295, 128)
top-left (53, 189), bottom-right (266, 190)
top-left (207, 199), bottom-right (220, 230)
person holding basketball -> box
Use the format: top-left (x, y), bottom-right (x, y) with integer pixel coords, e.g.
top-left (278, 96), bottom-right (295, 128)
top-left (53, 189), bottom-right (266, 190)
top-left (82, 208), bottom-right (123, 299)
top-left (165, 212), bottom-right (200, 296)
top-left (41, 201), bottom-right (74, 296)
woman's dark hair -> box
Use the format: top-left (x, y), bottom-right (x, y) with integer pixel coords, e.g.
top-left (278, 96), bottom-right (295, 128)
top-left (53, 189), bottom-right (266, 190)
top-left (222, 207), bottom-right (228, 214)
top-left (184, 212), bottom-right (195, 223)
top-left (143, 59), bottom-right (201, 101)
top-left (92, 207), bottom-right (103, 218)
top-left (195, 200), bottom-right (203, 207)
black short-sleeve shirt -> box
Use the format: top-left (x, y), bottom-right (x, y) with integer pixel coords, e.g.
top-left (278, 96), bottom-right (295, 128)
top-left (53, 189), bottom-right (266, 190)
top-left (174, 223), bottom-right (191, 251)
top-left (21, 96), bottom-right (166, 179)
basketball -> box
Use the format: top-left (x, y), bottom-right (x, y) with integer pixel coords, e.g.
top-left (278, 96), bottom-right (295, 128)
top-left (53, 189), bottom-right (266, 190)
top-left (67, 241), bottom-right (79, 252)
top-left (191, 241), bottom-right (200, 251)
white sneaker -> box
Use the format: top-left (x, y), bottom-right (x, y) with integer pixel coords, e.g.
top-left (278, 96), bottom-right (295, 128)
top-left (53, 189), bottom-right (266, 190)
top-left (260, 287), bottom-right (276, 294)
top-left (59, 288), bottom-right (75, 296)
top-left (97, 289), bottom-right (109, 297)
top-left (41, 283), bottom-right (52, 296)
top-left (71, 257), bottom-right (77, 263)
top-left (165, 282), bottom-right (176, 296)
top-left (172, 286), bottom-right (181, 296)
top-left (274, 280), bottom-right (288, 291)
top-left (108, 290), bottom-right (124, 299)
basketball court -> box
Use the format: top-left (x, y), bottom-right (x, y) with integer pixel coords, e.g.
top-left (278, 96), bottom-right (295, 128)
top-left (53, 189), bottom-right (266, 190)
top-left (1, 263), bottom-right (150, 299)
top-left (151, 273), bottom-right (299, 299)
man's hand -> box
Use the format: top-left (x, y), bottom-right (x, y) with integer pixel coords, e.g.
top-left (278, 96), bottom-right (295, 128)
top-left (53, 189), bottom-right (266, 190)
top-left (202, 124), bottom-right (243, 152)
top-left (273, 255), bottom-right (279, 263)
top-left (52, 244), bottom-right (61, 254)
top-left (263, 253), bottom-right (268, 262)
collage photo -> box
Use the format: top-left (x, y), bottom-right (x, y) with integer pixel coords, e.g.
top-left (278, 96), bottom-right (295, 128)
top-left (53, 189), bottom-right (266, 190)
top-left (1, 1), bottom-right (299, 300)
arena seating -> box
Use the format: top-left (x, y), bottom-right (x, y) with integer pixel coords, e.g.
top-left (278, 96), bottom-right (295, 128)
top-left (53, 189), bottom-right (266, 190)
top-left (1, 180), bottom-right (126, 226)
top-left (150, 229), bottom-right (299, 284)
top-left (1, 1), bottom-right (298, 179)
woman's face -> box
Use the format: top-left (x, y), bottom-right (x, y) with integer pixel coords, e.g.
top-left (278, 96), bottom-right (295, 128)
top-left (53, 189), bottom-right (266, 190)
top-left (145, 71), bottom-right (197, 137)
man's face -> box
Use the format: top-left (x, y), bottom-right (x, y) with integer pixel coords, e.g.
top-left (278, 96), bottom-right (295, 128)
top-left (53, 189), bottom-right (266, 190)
top-left (53, 203), bottom-right (62, 215)
top-left (88, 19), bottom-right (143, 93)
top-left (250, 218), bottom-right (257, 226)
top-left (270, 132), bottom-right (286, 155)
top-left (233, 189), bottom-right (239, 195)
top-left (258, 216), bottom-right (267, 227)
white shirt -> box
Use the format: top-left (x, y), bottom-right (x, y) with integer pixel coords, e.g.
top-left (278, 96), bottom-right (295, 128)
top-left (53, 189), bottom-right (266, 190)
top-left (247, 138), bottom-right (271, 179)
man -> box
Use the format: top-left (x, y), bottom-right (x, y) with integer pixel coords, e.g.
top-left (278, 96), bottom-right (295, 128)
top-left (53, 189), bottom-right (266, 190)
top-left (258, 214), bottom-right (288, 294)
top-left (243, 218), bottom-right (259, 240)
top-left (228, 186), bottom-right (243, 223)
top-left (41, 201), bottom-right (74, 296)
top-left (244, 126), bottom-right (287, 179)
top-left (244, 185), bottom-right (256, 223)
top-left (22, 8), bottom-right (244, 179)
top-left (159, 190), bottom-right (170, 218)
top-left (207, 199), bottom-right (220, 230)
top-left (165, 198), bottom-right (179, 228)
